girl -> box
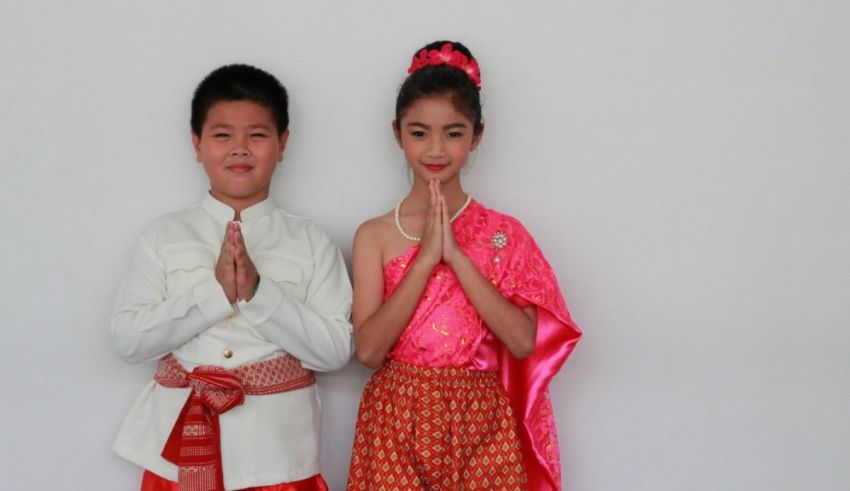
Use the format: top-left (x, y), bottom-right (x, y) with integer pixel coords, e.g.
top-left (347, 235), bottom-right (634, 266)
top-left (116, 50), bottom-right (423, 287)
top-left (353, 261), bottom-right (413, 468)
top-left (347, 41), bottom-right (581, 490)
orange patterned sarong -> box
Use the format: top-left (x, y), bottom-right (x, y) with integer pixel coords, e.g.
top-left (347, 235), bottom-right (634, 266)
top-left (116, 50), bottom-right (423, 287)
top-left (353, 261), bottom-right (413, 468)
top-left (347, 360), bottom-right (527, 490)
top-left (141, 470), bottom-right (329, 491)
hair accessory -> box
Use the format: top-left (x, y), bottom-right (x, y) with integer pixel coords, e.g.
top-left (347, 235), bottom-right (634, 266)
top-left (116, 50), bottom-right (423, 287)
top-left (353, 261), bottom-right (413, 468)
top-left (408, 43), bottom-right (481, 90)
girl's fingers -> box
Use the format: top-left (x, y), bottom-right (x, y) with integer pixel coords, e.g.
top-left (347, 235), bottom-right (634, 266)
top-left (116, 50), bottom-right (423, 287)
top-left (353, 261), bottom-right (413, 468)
top-left (432, 181), bottom-right (442, 226)
top-left (440, 195), bottom-right (450, 230)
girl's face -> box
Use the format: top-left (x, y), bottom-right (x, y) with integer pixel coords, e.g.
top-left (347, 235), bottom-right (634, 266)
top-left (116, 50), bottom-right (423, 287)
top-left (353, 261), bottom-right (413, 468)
top-left (394, 96), bottom-right (482, 187)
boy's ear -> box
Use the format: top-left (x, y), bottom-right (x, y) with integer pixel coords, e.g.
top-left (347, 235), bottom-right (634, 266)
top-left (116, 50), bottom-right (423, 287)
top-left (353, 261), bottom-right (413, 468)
top-left (470, 124), bottom-right (485, 151)
top-left (392, 120), bottom-right (402, 147)
top-left (191, 132), bottom-right (202, 162)
top-left (277, 129), bottom-right (290, 162)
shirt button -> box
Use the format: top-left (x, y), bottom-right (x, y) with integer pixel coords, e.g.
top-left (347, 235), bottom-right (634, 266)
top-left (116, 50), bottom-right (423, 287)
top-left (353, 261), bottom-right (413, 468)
top-left (223, 349), bottom-right (233, 359)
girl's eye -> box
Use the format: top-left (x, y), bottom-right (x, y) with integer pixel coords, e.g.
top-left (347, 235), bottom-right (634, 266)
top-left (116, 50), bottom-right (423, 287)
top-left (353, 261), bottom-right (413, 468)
top-left (448, 131), bottom-right (464, 138)
top-left (410, 130), bottom-right (426, 138)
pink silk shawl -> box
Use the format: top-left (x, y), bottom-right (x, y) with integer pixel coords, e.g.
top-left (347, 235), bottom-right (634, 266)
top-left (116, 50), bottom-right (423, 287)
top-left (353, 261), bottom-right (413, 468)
top-left (384, 200), bottom-right (582, 490)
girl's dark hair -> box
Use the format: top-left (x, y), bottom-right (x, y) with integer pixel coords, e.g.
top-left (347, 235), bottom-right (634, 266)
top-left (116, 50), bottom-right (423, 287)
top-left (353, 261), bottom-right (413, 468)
top-left (395, 41), bottom-right (483, 134)
top-left (191, 64), bottom-right (289, 136)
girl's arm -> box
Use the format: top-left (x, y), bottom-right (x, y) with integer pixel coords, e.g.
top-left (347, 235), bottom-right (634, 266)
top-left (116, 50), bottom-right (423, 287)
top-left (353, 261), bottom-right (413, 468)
top-left (352, 222), bottom-right (439, 368)
top-left (353, 185), bottom-right (444, 368)
top-left (439, 195), bottom-right (537, 360)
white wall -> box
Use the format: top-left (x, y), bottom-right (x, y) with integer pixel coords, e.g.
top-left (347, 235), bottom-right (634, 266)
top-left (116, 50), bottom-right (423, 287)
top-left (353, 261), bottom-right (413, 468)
top-left (1, 1), bottom-right (848, 490)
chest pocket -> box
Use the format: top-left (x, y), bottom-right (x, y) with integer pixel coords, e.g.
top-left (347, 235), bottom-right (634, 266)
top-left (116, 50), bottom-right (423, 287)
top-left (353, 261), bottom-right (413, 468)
top-left (164, 246), bottom-right (216, 295)
top-left (256, 255), bottom-right (307, 301)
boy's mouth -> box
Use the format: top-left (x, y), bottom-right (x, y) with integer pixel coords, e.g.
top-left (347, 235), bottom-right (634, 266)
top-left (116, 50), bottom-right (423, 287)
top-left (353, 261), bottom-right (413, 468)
top-left (227, 164), bottom-right (254, 173)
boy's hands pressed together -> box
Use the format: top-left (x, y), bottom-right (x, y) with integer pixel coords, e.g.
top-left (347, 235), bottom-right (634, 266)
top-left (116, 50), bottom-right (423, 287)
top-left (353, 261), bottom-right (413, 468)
top-left (231, 222), bottom-right (259, 302)
top-left (216, 222), bottom-right (239, 304)
top-left (215, 222), bottom-right (259, 303)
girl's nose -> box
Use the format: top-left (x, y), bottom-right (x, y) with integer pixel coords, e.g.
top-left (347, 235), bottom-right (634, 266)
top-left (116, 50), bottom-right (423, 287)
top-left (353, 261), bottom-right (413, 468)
top-left (426, 137), bottom-right (446, 158)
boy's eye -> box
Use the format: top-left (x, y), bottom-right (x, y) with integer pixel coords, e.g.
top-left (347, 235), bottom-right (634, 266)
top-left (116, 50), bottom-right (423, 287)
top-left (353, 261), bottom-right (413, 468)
top-left (250, 133), bottom-right (268, 138)
top-left (213, 133), bottom-right (230, 139)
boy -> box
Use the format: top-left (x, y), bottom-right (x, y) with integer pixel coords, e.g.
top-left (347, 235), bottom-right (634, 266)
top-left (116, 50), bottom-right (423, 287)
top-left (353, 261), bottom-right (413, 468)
top-left (111, 64), bottom-right (352, 491)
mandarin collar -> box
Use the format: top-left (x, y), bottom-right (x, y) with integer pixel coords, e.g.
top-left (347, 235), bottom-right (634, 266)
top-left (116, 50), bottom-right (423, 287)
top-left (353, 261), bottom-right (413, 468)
top-left (201, 193), bottom-right (275, 223)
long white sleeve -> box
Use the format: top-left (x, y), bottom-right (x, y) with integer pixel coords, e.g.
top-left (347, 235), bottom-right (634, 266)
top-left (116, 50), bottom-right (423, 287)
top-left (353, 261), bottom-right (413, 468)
top-left (111, 238), bottom-right (234, 363)
top-left (112, 195), bottom-right (352, 486)
top-left (238, 223), bottom-right (353, 371)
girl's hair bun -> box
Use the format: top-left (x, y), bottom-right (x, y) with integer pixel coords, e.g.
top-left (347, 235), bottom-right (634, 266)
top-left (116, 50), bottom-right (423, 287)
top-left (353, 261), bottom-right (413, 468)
top-left (395, 40), bottom-right (484, 134)
top-left (407, 42), bottom-right (481, 90)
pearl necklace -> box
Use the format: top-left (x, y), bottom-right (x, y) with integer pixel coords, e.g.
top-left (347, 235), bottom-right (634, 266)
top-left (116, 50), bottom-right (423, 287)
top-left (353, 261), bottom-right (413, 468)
top-left (394, 195), bottom-right (472, 242)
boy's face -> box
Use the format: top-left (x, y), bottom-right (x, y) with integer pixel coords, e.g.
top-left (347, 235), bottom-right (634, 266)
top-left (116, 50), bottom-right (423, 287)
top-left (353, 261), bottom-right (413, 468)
top-left (192, 100), bottom-right (289, 211)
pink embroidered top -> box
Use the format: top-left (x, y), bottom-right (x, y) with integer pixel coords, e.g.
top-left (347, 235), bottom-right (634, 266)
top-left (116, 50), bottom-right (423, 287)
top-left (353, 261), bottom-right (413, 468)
top-left (384, 199), bottom-right (582, 491)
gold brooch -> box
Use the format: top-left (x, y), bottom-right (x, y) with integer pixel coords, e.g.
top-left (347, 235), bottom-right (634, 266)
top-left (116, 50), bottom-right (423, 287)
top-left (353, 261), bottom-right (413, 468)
top-left (491, 231), bottom-right (507, 263)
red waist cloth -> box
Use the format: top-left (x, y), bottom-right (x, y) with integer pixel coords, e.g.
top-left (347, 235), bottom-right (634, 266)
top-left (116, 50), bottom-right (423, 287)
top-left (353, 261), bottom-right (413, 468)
top-left (154, 354), bottom-right (315, 491)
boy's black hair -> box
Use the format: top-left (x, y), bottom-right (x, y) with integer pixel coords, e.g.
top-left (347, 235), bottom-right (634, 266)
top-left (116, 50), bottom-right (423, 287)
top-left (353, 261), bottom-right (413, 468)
top-left (191, 64), bottom-right (289, 135)
top-left (395, 41), bottom-right (483, 134)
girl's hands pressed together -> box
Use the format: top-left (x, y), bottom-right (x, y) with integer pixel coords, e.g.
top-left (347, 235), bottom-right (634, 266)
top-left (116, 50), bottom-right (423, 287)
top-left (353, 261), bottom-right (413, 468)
top-left (437, 184), bottom-right (463, 267)
top-left (416, 179), bottom-right (444, 268)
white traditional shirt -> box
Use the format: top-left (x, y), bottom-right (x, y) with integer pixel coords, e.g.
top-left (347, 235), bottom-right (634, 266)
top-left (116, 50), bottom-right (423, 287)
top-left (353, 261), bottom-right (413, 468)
top-left (111, 193), bottom-right (353, 489)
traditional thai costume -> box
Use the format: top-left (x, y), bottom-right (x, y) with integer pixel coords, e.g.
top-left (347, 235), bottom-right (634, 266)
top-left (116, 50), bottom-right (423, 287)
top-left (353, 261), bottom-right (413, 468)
top-left (348, 199), bottom-right (581, 490)
top-left (112, 194), bottom-right (353, 490)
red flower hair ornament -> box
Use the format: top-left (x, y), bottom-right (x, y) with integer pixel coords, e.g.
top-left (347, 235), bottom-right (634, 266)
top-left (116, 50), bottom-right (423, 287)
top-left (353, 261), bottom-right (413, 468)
top-left (407, 43), bottom-right (482, 90)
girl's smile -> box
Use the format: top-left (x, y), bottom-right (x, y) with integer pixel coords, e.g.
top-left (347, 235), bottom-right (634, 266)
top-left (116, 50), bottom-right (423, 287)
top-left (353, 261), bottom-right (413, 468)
top-left (394, 95), bottom-right (482, 186)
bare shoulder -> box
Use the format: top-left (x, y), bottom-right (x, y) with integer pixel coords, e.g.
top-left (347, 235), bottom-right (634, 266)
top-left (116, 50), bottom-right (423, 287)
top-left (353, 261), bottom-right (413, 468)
top-left (354, 211), bottom-right (396, 247)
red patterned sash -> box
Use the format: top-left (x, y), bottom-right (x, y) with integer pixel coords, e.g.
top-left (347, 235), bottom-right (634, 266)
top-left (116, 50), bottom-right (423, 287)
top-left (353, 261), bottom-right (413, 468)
top-left (154, 354), bottom-right (315, 491)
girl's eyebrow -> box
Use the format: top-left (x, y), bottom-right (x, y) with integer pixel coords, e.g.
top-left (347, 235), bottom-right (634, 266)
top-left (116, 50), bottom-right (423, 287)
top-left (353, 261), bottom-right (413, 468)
top-left (405, 122), bottom-right (469, 130)
top-left (442, 123), bottom-right (469, 130)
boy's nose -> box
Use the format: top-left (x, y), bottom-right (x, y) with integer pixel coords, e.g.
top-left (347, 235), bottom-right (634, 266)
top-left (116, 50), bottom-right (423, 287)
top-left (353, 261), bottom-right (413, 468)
top-left (230, 146), bottom-right (249, 157)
